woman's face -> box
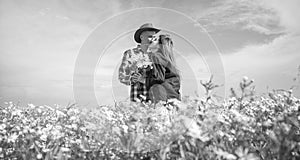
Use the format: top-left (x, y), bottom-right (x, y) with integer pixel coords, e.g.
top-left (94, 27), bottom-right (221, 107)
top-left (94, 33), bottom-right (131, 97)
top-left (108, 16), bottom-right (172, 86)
top-left (147, 34), bottom-right (160, 53)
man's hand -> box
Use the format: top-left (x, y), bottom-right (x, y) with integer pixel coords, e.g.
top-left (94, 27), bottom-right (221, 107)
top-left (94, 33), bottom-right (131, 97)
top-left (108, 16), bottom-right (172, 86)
top-left (131, 73), bottom-right (145, 84)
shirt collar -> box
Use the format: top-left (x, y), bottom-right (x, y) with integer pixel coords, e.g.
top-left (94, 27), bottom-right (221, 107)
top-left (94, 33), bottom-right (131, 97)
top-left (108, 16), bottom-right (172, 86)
top-left (135, 44), bottom-right (143, 52)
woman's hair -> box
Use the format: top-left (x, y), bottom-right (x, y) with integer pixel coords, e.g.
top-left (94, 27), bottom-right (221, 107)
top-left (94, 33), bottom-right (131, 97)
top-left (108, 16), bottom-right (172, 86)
top-left (158, 34), bottom-right (180, 76)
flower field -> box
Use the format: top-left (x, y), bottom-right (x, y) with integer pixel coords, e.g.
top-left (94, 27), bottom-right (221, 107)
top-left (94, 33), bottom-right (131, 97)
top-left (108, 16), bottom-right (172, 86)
top-left (0, 77), bottom-right (299, 160)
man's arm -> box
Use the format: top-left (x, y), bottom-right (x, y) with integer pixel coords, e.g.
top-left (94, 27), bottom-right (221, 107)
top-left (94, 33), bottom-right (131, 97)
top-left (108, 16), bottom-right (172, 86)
top-left (118, 50), bottom-right (132, 85)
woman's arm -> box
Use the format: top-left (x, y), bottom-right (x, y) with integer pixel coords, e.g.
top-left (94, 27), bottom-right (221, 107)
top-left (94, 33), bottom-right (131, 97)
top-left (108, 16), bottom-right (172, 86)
top-left (149, 52), bottom-right (169, 84)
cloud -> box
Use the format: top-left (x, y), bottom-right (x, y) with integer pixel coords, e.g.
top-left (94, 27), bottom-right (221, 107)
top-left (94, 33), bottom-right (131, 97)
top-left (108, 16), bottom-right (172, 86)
top-left (0, 0), bottom-right (125, 105)
top-left (223, 32), bottom-right (300, 97)
top-left (196, 0), bottom-right (300, 97)
top-left (197, 0), bottom-right (285, 35)
top-left (261, 0), bottom-right (300, 33)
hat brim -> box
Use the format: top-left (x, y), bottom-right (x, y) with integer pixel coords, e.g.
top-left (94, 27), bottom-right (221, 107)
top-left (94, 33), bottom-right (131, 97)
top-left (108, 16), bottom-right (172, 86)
top-left (134, 27), bottom-right (160, 43)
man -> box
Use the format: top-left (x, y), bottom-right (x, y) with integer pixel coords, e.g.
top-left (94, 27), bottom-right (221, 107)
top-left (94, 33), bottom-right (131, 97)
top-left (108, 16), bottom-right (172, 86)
top-left (118, 23), bottom-right (160, 102)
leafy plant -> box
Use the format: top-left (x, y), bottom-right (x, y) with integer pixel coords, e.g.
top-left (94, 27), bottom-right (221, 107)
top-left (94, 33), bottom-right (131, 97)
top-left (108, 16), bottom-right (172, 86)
top-left (0, 77), bottom-right (299, 160)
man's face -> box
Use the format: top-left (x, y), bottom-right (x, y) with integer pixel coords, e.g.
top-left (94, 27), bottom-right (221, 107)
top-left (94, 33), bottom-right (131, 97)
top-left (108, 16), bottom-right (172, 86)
top-left (140, 31), bottom-right (157, 44)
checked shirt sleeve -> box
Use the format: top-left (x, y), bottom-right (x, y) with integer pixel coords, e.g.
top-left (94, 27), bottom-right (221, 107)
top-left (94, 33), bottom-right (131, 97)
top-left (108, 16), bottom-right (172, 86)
top-left (118, 50), bottom-right (132, 86)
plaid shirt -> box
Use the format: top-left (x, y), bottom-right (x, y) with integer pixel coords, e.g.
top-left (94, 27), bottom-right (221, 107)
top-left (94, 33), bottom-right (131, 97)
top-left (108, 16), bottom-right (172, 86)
top-left (118, 45), bottom-right (149, 102)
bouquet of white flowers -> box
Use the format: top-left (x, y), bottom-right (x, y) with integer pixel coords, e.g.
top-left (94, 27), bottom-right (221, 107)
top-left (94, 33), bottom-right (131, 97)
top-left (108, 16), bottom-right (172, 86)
top-left (127, 50), bottom-right (153, 84)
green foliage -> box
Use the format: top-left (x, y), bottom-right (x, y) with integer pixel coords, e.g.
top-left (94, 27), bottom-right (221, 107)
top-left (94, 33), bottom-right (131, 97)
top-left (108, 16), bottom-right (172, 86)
top-left (0, 77), bottom-right (299, 160)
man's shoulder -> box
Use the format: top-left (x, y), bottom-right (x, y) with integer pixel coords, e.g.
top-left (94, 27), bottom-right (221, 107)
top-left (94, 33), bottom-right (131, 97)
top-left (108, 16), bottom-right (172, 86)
top-left (123, 45), bottom-right (140, 54)
top-left (123, 49), bottom-right (131, 54)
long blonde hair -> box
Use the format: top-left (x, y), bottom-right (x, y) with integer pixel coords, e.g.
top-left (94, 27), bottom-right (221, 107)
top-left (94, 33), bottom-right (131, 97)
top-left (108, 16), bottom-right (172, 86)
top-left (156, 34), bottom-right (180, 76)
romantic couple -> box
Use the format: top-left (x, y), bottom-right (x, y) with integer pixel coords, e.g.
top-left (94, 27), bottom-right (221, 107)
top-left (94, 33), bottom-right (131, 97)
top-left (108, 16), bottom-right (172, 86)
top-left (118, 23), bottom-right (181, 103)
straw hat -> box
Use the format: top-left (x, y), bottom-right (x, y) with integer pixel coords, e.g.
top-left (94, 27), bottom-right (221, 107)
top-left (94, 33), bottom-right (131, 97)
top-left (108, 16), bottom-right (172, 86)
top-left (134, 23), bottom-right (160, 43)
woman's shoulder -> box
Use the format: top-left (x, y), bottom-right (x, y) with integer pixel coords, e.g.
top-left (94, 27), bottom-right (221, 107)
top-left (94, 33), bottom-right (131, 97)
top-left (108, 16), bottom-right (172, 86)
top-left (151, 52), bottom-right (169, 66)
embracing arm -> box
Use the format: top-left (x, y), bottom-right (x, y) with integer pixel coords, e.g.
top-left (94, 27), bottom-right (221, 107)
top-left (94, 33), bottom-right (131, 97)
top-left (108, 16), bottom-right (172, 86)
top-left (118, 50), bottom-right (132, 86)
top-left (149, 52), bottom-right (169, 84)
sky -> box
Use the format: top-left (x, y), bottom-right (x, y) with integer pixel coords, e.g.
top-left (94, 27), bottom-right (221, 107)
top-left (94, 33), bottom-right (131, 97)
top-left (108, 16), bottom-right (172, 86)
top-left (0, 0), bottom-right (299, 107)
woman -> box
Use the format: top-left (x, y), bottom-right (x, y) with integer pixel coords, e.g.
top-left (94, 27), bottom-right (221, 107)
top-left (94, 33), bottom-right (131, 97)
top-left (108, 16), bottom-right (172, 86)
top-left (146, 34), bottom-right (181, 103)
